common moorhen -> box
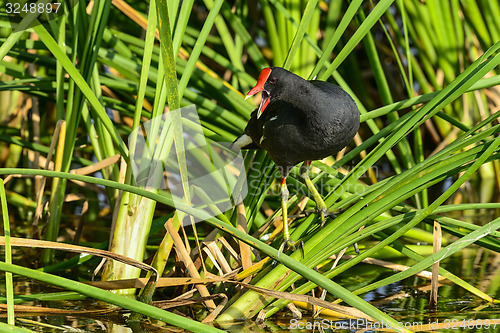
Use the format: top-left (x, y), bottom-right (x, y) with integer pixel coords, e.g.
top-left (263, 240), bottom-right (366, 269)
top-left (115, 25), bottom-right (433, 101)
top-left (233, 67), bottom-right (360, 251)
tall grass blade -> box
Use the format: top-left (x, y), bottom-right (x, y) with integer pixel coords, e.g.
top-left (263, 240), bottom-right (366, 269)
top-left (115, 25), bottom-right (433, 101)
top-left (0, 179), bottom-right (14, 325)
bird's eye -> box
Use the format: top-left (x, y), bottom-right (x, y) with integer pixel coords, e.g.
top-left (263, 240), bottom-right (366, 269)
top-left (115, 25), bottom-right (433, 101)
top-left (270, 77), bottom-right (277, 83)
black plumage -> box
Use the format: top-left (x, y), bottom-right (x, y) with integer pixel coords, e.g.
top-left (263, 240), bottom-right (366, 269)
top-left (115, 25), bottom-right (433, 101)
top-left (233, 67), bottom-right (360, 251)
top-left (235, 67), bottom-right (359, 176)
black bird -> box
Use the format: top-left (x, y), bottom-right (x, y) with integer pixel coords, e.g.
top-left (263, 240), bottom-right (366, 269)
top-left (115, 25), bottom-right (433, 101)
top-left (233, 67), bottom-right (360, 251)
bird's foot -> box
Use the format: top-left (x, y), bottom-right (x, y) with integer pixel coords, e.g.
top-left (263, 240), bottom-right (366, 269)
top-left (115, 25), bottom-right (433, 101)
top-left (278, 238), bottom-right (305, 259)
top-left (314, 209), bottom-right (360, 254)
top-left (304, 207), bottom-right (337, 227)
top-left (353, 242), bottom-right (360, 255)
top-left (318, 207), bottom-right (337, 227)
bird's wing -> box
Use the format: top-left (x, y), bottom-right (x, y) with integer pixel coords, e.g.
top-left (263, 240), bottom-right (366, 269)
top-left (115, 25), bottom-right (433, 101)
top-left (310, 80), bottom-right (349, 97)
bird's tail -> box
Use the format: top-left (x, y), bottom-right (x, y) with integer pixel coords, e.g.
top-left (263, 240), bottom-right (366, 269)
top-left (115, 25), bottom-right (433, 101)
top-left (231, 134), bottom-right (258, 150)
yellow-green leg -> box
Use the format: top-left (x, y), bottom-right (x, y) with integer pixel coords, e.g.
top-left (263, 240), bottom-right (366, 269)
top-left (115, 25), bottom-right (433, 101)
top-left (278, 177), bottom-right (304, 257)
top-left (300, 161), bottom-right (329, 226)
top-left (279, 177), bottom-right (293, 252)
top-left (300, 162), bottom-right (359, 254)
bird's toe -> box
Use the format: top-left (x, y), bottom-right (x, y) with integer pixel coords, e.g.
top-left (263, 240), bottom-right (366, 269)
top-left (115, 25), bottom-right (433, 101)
top-left (279, 238), bottom-right (305, 259)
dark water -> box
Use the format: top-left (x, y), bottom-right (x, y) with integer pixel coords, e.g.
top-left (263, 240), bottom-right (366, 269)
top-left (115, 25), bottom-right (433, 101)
top-left (3, 246), bottom-right (500, 332)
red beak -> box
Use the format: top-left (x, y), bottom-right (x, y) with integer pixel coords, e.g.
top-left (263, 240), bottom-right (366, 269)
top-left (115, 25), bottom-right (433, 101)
top-left (246, 68), bottom-right (272, 118)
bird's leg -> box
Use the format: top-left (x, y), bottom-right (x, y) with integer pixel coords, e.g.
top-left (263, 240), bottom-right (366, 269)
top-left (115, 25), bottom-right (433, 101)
top-left (280, 177), bottom-right (293, 250)
top-left (300, 161), bottom-right (329, 226)
top-left (278, 177), bottom-right (305, 258)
